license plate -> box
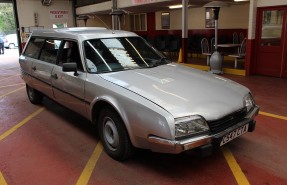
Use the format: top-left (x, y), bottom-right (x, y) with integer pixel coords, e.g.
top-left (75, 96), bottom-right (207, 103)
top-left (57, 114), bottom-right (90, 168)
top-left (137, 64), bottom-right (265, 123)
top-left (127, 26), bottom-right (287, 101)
top-left (220, 124), bottom-right (249, 146)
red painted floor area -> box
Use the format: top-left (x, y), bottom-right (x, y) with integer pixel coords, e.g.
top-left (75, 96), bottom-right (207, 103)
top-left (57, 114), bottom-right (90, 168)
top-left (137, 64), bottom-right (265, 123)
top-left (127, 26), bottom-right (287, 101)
top-left (224, 74), bottom-right (287, 116)
top-left (0, 50), bottom-right (287, 185)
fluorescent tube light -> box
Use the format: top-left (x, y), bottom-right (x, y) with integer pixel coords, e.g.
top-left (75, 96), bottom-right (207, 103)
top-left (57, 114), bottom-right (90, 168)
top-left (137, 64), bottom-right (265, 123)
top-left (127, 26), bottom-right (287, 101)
top-left (169, 4), bottom-right (183, 9)
top-left (169, 4), bottom-right (192, 9)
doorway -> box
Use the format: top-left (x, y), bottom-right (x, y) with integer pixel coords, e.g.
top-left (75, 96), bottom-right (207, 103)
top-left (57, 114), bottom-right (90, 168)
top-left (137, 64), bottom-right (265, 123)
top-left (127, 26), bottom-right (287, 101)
top-left (255, 6), bottom-right (287, 78)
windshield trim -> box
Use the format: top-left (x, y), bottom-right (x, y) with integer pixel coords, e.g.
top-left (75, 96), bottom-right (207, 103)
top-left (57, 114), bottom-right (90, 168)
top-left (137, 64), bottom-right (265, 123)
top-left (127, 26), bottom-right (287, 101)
top-left (87, 41), bottom-right (112, 72)
top-left (84, 36), bottom-right (169, 74)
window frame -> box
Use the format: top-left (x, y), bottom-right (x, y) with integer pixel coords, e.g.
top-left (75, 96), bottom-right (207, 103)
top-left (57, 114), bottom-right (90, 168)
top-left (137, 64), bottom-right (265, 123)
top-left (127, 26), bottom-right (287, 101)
top-left (57, 39), bottom-right (84, 71)
top-left (130, 13), bottom-right (147, 31)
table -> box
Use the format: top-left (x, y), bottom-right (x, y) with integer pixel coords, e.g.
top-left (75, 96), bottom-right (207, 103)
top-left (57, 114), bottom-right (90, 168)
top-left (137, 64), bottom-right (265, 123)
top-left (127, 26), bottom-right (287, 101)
top-left (216, 43), bottom-right (241, 56)
top-left (217, 43), bottom-right (241, 48)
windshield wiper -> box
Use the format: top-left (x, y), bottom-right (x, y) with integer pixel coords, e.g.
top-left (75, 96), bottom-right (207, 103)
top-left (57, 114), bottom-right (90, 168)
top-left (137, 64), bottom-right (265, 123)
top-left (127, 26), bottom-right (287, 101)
top-left (148, 57), bottom-right (169, 68)
top-left (96, 67), bottom-right (126, 74)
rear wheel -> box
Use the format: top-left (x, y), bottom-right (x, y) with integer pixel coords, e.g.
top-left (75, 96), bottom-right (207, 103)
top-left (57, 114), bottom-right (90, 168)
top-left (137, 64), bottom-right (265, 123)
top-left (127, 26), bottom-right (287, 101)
top-left (98, 107), bottom-right (134, 161)
top-left (26, 84), bottom-right (43, 104)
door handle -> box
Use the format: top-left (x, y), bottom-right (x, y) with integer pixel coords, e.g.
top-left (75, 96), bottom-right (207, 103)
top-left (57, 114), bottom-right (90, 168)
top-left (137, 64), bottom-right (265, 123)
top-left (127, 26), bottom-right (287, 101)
top-left (32, 66), bottom-right (36, 71)
top-left (51, 73), bottom-right (58, 80)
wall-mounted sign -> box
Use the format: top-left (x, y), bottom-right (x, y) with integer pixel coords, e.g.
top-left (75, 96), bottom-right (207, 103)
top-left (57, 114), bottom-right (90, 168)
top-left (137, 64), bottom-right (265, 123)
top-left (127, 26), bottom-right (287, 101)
top-left (205, 8), bottom-right (215, 28)
top-left (161, 12), bottom-right (170, 29)
top-left (49, 10), bottom-right (69, 19)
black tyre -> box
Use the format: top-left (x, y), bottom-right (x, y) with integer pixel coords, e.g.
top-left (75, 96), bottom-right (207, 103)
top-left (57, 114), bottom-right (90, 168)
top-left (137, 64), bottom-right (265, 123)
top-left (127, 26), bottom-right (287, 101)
top-left (26, 84), bottom-right (43, 104)
top-left (98, 107), bottom-right (134, 161)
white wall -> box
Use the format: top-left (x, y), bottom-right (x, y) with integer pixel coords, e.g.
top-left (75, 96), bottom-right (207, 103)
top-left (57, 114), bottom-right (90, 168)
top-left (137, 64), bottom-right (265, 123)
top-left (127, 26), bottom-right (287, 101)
top-left (17, 0), bottom-right (74, 29)
top-left (155, 4), bottom-right (249, 30)
top-left (257, 0), bottom-right (287, 7)
top-left (76, 15), bottom-right (112, 29)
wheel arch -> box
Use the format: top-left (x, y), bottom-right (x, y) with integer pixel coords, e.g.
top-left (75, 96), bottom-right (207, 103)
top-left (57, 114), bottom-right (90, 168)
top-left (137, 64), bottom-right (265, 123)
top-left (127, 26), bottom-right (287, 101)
top-left (91, 98), bottom-right (132, 142)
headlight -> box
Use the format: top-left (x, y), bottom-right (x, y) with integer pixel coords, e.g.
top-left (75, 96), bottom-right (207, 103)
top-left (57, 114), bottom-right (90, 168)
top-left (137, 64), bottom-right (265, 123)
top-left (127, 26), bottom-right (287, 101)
top-left (244, 93), bottom-right (255, 112)
top-left (175, 115), bottom-right (209, 139)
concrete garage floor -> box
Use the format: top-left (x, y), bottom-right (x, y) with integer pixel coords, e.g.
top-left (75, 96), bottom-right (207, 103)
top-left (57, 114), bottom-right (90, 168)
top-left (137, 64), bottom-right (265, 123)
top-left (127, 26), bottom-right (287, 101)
top-left (0, 49), bottom-right (287, 185)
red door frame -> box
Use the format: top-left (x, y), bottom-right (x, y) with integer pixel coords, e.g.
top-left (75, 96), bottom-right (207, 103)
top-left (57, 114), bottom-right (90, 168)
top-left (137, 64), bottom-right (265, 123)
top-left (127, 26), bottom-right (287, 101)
top-left (254, 6), bottom-right (287, 78)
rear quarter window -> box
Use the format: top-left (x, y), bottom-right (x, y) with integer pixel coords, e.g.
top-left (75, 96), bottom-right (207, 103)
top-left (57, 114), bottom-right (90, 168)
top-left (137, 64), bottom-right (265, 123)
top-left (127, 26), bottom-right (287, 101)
top-left (24, 37), bottom-right (45, 59)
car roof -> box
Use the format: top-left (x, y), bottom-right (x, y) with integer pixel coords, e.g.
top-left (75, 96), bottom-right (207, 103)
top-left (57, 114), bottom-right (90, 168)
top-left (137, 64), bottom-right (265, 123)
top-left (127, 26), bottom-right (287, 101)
top-left (31, 27), bottom-right (139, 40)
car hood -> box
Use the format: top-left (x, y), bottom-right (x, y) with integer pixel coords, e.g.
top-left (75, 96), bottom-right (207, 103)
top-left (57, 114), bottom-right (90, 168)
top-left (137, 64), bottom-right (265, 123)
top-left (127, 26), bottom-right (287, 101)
top-left (99, 63), bottom-right (249, 120)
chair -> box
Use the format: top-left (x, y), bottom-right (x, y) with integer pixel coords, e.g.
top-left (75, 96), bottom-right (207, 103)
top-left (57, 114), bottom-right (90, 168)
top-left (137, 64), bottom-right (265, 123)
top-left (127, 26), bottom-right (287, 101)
top-left (233, 32), bottom-right (239, 44)
top-left (155, 35), bottom-right (166, 51)
top-left (201, 38), bottom-right (211, 65)
top-left (210, 37), bottom-right (215, 53)
top-left (167, 36), bottom-right (180, 60)
top-left (228, 38), bottom-right (246, 68)
top-left (187, 36), bottom-right (195, 56)
top-left (145, 37), bottom-right (155, 47)
top-left (188, 35), bottom-right (204, 58)
top-left (239, 32), bottom-right (245, 43)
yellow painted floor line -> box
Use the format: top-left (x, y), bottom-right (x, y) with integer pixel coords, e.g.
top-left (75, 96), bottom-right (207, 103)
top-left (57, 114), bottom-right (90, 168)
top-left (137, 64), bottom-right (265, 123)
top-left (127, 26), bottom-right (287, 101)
top-left (0, 171), bottom-right (8, 185)
top-left (0, 86), bottom-right (25, 99)
top-left (0, 74), bottom-right (20, 82)
top-left (0, 83), bottom-right (25, 89)
top-left (76, 143), bottom-right (103, 185)
top-left (259, 111), bottom-right (287, 121)
top-left (221, 146), bottom-right (250, 185)
top-left (0, 107), bottom-right (45, 142)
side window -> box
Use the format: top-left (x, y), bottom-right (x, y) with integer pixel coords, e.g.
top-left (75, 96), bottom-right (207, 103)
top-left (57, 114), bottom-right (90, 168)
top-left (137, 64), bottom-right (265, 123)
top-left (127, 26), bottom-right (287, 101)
top-left (23, 37), bottom-right (45, 59)
top-left (39, 39), bottom-right (61, 64)
top-left (58, 40), bottom-right (83, 71)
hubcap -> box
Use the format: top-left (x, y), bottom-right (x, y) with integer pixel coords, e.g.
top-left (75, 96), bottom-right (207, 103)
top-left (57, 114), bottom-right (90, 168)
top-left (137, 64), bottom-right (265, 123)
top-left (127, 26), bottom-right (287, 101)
top-left (103, 118), bottom-right (119, 151)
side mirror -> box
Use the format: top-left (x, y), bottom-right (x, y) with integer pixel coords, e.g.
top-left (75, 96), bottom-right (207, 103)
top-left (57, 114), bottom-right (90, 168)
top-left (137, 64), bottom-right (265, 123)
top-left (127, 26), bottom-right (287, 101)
top-left (62, 63), bottom-right (79, 76)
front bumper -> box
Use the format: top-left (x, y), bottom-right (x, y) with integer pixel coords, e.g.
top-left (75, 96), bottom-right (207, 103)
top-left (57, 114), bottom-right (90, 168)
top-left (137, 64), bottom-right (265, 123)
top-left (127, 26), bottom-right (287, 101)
top-left (147, 105), bottom-right (259, 154)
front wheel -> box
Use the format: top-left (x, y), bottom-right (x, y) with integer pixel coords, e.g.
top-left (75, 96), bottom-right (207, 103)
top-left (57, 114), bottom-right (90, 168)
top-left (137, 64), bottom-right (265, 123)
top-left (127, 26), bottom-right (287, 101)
top-left (98, 107), bottom-right (134, 161)
top-left (26, 84), bottom-right (43, 104)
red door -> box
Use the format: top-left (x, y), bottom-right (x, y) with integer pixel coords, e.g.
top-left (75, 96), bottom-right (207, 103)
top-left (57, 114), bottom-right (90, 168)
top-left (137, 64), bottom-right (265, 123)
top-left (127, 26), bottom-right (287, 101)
top-left (255, 7), bottom-right (287, 78)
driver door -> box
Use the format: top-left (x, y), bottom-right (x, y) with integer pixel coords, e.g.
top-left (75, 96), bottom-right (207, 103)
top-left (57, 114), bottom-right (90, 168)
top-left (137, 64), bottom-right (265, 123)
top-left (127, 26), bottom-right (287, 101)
top-left (51, 40), bottom-right (87, 117)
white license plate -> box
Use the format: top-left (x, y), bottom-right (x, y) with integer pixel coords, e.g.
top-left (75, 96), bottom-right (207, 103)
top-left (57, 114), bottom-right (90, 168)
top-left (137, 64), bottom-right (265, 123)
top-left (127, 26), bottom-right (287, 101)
top-left (220, 124), bottom-right (249, 146)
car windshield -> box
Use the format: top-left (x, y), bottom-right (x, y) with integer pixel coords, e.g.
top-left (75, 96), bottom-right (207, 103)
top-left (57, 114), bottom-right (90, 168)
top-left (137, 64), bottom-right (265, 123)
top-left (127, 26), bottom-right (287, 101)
top-left (84, 37), bottom-right (170, 73)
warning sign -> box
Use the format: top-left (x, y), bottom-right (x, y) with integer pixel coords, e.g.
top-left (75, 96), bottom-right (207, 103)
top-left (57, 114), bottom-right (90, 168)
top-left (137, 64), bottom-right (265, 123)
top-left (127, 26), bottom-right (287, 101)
top-left (49, 10), bottom-right (69, 19)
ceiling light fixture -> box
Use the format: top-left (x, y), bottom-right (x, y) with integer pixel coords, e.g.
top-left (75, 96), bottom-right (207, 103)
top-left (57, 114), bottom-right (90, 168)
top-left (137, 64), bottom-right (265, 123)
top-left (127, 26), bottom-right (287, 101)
top-left (169, 4), bottom-right (183, 9)
top-left (169, 4), bottom-right (192, 9)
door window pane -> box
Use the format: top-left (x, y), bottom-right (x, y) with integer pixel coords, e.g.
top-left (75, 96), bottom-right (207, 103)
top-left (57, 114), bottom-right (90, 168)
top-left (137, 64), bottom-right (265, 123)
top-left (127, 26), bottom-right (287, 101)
top-left (261, 10), bottom-right (284, 46)
top-left (58, 41), bottom-right (83, 71)
top-left (39, 39), bottom-right (61, 64)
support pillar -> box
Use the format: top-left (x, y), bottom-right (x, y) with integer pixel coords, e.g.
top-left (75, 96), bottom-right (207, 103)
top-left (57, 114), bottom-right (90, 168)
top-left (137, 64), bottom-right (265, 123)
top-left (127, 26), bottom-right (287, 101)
top-left (181, 0), bottom-right (189, 63)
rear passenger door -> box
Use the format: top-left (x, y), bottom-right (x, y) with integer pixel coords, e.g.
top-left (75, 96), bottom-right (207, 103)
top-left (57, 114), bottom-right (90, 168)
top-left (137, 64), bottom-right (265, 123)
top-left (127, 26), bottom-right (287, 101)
top-left (51, 40), bottom-right (87, 117)
top-left (27, 38), bottom-right (60, 98)
top-left (20, 37), bottom-right (45, 86)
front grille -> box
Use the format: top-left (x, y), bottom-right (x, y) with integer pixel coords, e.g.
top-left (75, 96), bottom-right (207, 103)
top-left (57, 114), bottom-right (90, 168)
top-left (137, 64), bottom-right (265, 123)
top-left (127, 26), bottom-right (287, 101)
top-left (207, 107), bottom-right (247, 134)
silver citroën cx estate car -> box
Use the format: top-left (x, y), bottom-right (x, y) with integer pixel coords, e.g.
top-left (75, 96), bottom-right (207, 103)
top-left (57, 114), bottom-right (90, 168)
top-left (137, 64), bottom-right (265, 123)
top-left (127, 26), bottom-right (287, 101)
top-left (19, 27), bottom-right (259, 161)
